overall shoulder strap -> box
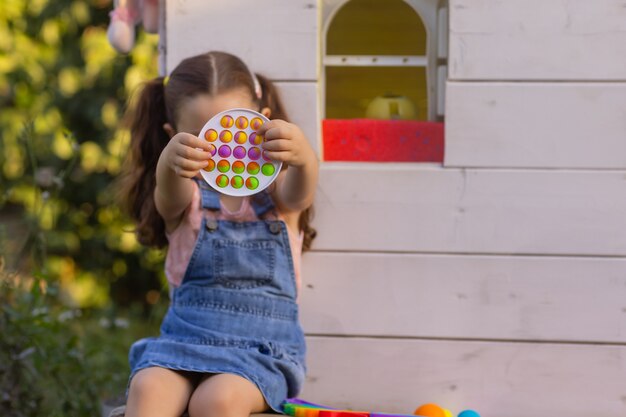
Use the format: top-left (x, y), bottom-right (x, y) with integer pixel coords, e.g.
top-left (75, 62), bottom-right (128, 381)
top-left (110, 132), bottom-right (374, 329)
top-left (194, 179), bottom-right (221, 211)
top-left (250, 190), bottom-right (276, 218)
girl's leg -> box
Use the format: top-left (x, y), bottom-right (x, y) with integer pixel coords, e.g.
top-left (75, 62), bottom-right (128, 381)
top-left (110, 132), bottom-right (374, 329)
top-left (187, 373), bottom-right (269, 417)
top-left (126, 367), bottom-right (198, 417)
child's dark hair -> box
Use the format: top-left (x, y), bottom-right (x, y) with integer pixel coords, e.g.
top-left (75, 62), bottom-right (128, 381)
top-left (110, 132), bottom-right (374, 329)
top-left (118, 51), bottom-right (316, 250)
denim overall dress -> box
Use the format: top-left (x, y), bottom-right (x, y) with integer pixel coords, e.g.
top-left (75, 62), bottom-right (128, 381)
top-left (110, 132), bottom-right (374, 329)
top-left (128, 181), bottom-right (307, 412)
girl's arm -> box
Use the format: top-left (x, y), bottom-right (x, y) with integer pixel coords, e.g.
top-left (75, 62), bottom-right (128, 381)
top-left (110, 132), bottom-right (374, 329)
top-left (154, 132), bottom-right (213, 231)
top-left (258, 120), bottom-right (318, 212)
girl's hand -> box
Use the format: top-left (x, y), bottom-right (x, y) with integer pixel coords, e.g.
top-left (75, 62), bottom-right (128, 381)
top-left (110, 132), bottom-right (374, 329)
top-left (257, 120), bottom-right (315, 167)
top-left (161, 132), bottom-right (213, 178)
top-left (257, 120), bottom-right (318, 213)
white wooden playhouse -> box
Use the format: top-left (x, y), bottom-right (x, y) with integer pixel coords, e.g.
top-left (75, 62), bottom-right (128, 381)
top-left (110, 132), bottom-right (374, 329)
top-left (162, 1), bottom-right (626, 416)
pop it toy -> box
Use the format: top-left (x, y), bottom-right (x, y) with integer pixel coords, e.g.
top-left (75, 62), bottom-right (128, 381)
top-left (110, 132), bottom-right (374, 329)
top-left (199, 108), bottom-right (281, 196)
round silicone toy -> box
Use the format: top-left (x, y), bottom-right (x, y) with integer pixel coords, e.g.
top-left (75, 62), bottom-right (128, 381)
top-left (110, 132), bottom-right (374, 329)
top-left (199, 108), bottom-right (281, 196)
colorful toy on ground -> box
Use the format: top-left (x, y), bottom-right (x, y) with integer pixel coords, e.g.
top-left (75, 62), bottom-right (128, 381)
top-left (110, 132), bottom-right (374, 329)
top-left (414, 403), bottom-right (447, 417)
top-left (198, 108), bottom-right (281, 196)
top-left (282, 399), bottom-right (480, 417)
top-left (457, 411), bottom-right (481, 417)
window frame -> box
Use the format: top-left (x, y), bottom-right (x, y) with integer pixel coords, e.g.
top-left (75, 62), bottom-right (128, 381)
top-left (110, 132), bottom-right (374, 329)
top-left (321, 0), bottom-right (448, 121)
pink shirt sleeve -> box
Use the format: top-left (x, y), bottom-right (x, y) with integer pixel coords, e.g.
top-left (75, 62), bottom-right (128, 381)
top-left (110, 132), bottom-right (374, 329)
top-left (164, 183), bottom-right (203, 288)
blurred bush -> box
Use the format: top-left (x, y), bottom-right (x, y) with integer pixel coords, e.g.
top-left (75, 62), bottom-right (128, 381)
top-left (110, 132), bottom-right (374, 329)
top-left (0, 260), bottom-right (164, 416)
top-left (0, 268), bottom-right (100, 416)
top-left (0, 0), bottom-right (167, 310)
top-left (0, 1), bottom-right (171, 414)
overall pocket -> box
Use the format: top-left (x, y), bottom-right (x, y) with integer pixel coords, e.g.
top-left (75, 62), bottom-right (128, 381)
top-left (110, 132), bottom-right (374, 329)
top-left (212, 239), bottom-right (276, 289)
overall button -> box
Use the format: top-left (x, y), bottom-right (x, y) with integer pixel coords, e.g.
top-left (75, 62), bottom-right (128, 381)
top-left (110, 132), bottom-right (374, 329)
top-left (269, 222), bottom-right (281, 234)
top-left (258, 345), bottom-right (271, 355)
top-left (205, 219), bottom-right (218, 232)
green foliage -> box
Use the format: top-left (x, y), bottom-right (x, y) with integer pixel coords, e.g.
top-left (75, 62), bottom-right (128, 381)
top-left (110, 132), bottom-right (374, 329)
top-left (0, 0), bottom-right (167, 309)
top-left (0, 1), bottom-right (172, 414)
top-left (0, 270), bottom-right (100, 416)
top-left (0, 265), bottom-right (165, 416)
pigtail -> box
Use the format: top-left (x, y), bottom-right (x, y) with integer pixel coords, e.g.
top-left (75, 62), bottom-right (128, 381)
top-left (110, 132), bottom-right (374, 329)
top-left (298, 206), bottom-right (317, 251)
top-left (118, 77), bottom-right (170, 248)
top-left (255, 73), bottom-right (317, 251)
top-left (256, 73), bottom-right (289, 122)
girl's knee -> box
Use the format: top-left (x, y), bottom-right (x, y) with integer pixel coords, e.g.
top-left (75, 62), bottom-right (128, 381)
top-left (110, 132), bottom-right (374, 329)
top-left (188, 373), bottom-right (267, 417)
top-left (126, 368), bottom-right (196, 417)
top-left (129, 367), bottom-right (180, 398)
top-left (188, 393), bottom-right (233, 417)
top-left (129, 369), bottom-right (153, 392)
top-left (187, 385), bottom-right (244, 417)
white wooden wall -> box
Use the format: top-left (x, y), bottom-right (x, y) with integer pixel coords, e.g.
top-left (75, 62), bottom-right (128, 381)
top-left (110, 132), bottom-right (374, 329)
top-left (164, 0), bottom-right (320, 155)
top-left (166, 1), bottom-right (626, 416)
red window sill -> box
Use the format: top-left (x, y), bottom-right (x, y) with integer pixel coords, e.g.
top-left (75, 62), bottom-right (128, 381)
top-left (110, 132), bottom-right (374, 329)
top-left (322, 119), bottom-right (444, 162)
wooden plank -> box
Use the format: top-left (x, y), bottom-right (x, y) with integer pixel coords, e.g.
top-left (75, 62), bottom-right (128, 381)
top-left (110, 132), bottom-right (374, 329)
top-left (311, 164), bottom-right (626, 255)
top-left (274, 81), bottom-right (320, 156)
top-left (165, 0), bottom-right (318, 80)
top-left (445, 82), bottom-right (626, 169)
top-left (301, 336), bottom-right (626, 417)
top-left (300, 252), bottom-right (626, 343)
top-left (449, 0), bottom-right (626, 80)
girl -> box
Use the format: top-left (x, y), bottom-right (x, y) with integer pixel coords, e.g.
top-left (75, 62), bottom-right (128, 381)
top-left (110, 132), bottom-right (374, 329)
top-left (118, 51), bottom-right (318, 417)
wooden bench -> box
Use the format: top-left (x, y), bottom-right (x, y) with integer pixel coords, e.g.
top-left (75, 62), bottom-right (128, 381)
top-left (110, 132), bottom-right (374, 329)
top-left (106, 405), bottom-right (276, 417)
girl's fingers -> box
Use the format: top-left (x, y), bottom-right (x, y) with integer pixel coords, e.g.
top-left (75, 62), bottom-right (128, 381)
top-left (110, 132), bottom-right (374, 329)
top-left (255, 121), bottom-right (277, 137)
top-left (172, 164), bottom-right (201, 178)
top-left (262, 126), bottom-right (290, 141)
top-left (176, 169), bottom-right (201, 178)
top-left (261, 150), bottom-right (290, 162)
top-left (173, 156), bottom-right (209, 171)
top-left (178, 133), bottom-right (213, 152)
top-left (176, 145), bottom-right (212, 161)
top-left (261, 139), bottom-right (292, 152)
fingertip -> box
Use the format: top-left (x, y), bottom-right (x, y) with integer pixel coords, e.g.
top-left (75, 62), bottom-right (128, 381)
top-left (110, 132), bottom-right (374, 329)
top-left (257, 119), bottom-right (275, 132)
top-left (263, 151), bottom-right (281, 162)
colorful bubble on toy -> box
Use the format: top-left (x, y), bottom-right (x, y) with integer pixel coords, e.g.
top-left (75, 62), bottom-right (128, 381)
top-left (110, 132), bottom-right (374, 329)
top-left (199, 108), bottom-right (281, 196)
top-left (220, 114), bottom-right (234, 128)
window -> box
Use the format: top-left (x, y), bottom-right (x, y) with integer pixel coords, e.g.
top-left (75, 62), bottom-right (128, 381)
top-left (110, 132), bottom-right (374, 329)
top-left (323, 0), bottom-right (448, 121)
top-left (322, 0), bottom-right (447, 162)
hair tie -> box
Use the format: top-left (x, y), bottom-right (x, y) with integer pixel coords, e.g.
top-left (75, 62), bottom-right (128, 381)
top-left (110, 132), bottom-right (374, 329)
top-left (163, 75), bottom-right (170, 87)
top-left (251, 72), bottom-right (262, 100)
top-left (245, 64), bottom-right (262, 100)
